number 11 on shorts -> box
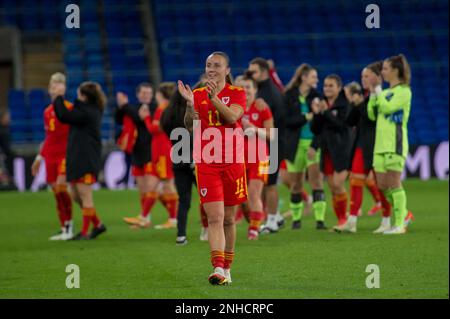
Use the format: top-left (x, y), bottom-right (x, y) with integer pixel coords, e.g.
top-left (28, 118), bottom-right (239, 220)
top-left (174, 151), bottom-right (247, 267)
top-left (235, 177), bottom-right (245, 196)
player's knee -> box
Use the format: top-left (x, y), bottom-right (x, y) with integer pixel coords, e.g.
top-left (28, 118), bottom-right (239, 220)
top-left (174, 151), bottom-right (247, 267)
top-left (223, 215), bottom-right (235, 227)
top-left (207, 213), bottom-right (223, 226)
top-left (290, 181), bottom-right (303, 194)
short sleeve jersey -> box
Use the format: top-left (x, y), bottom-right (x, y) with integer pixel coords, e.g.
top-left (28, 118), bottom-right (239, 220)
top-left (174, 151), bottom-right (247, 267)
top-left (41, 101), bottom-right (72, 161)
top-left (193, 83), bottom-right (246, 165)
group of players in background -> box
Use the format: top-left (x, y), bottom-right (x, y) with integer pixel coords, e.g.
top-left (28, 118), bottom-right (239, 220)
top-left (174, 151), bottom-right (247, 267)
top-left (31, 52), bottom-right (414, 285)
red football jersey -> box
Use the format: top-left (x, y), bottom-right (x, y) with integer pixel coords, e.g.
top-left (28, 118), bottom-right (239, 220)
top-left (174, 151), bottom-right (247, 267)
top-left (193, 83), bottom-right (246, 165)
top-left (144, 102), bottom-right (172, 160)
top-left (40, 101), bottom-right (72, 161)
top-left (117, 115), bottom-right (137, 154)
top-left (242, 98), bottom-right (273, 128)
top-left (242, 99), bottom-right (272, 164)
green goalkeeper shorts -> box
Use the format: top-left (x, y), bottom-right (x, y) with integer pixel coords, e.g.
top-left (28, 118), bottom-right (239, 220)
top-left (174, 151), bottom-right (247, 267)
top-left (373, 153), bottom-right (406, 173)
top-left (287, 139), bottom-right (320, 173)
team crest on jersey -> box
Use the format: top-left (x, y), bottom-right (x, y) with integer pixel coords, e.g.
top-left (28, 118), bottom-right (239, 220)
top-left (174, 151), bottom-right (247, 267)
top-left (221, 97), bottom-right (230, 105)
top-left (252, 113), bottom-right (259, 121)
top-left (385, 92), bottom-right (394, 101)
top-left (200, 188), bottom-right (208, 197)
top-left (331, 110), bottom-right (338, 117)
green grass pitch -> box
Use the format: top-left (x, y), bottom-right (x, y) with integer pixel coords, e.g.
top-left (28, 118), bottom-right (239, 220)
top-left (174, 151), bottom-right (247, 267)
top-left (0, 179), bottom-right (448, 299)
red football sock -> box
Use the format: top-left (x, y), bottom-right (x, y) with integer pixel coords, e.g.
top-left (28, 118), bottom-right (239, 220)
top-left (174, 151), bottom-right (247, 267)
top-left (249, 211), bottom-right (265, 231)
top-left (366, 178), bottom-right (382, 203)
top-left (81, 207), bottom-right (95, 235)
top-left (224, 251), bottom-right (235, 270)
top-left (210, 250), bottom-right (225, 268)
top-left (91, 209), bottom-right (101, 228)
top-left (58, 185), bottom-right (73, 221)
top-left (380, 190), bottom-right (392, 217)
top-left (53, 189), bottom-right (66, 227)
top-left (200, 204), bottom-right (208, 228)
top-left (140, 193), bottom-right (146, 214)
top-left (160, 193), bottom-right (179, 219)
top-left (142, 192), bottom-right (157, 218)
top-left (333, 192), bottom-right (348, 223)
top-left (350, 178), bottom-right (364, 216)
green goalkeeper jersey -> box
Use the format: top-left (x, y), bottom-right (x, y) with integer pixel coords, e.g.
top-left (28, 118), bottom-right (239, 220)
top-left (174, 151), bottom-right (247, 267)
top-left (367, 84), bottom-right (412, 158)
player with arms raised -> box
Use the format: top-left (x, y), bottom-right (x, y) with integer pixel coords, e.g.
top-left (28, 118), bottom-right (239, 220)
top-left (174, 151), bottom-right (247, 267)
top-left (31, 73), bottom-right (73, 240)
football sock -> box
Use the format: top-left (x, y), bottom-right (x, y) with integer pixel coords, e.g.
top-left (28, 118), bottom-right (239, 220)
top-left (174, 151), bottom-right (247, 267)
top-left (388, 188), bottom-right (408, 228)
top-left (333, 192), bottom-right (348, 223)
top-left (249, 211), bottom-right (265, 231)
top-left (210, 250), bottom-right (225, 269)
top-left (312, 190), bottom-right (326, 222)
top-left (290, 193), bottom-right (304, 222)
top-left (160, 192), bottom-right (179, 220)
top-left (366, 178), bottom-right (382, 203)
top-left (350, 178), bottom-right (365, 216)
top-left (380, 189), bottom-right (392, 217)
top-left (52, 187), bottom-right (66, 227)
top-left (224, 251), bottom-right (235, 270)
top-left (81, 207), bottom-right (95, 235)
top-left (141, 192), bottom-right (158, 218)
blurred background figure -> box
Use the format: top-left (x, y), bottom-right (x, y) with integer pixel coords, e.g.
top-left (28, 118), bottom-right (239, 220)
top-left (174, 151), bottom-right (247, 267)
top-left (0, 108), bottom-right (15, 189)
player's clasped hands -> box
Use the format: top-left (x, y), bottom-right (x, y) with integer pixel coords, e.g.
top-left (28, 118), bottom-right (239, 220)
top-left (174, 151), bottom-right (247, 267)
top-left (205, 80), bottom-right (219, 99)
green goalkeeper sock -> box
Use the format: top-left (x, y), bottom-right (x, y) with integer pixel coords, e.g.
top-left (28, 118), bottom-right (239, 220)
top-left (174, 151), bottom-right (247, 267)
top-left (390, 187), bottom-right (407, 227)
top-left (290, 193), bottom-right (304, 222)
top-left (312, 190), bottom-right (326, 222)
top-left (313, 201), bottom-right (326, 222)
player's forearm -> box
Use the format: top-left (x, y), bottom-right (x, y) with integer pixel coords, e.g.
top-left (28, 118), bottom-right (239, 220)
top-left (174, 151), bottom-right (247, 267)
top-left (210, 97), bottom-right (241, 124)
top-left (184, 103), bottom-right (196, 131)
top-left (143, 116), bottom-right (156, 134)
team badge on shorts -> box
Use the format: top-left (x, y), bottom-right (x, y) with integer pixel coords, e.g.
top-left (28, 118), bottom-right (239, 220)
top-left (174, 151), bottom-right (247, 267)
top-left (221, 97), bottom-right (230, 105)
top-left (200, 188), bottom-right (208, 197)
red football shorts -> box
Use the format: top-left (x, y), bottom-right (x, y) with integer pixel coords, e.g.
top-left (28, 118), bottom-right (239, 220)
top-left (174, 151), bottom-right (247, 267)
top-left (132, 162), bottom-right (154, 177)
top-left (246, 160), bottom-right (269, 184)
top-left (195, 163), bottom-right (247, 206)
top-left (351, 147), bottom-right (370, 175)
top-left (45, 157), bottom-right (66, 184)
top-left (153, 155), bottom-right (174, 180)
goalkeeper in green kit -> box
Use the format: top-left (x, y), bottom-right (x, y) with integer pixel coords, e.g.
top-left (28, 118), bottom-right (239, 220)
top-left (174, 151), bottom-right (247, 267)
top-left (367, 54), bottom-right (414, 235)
